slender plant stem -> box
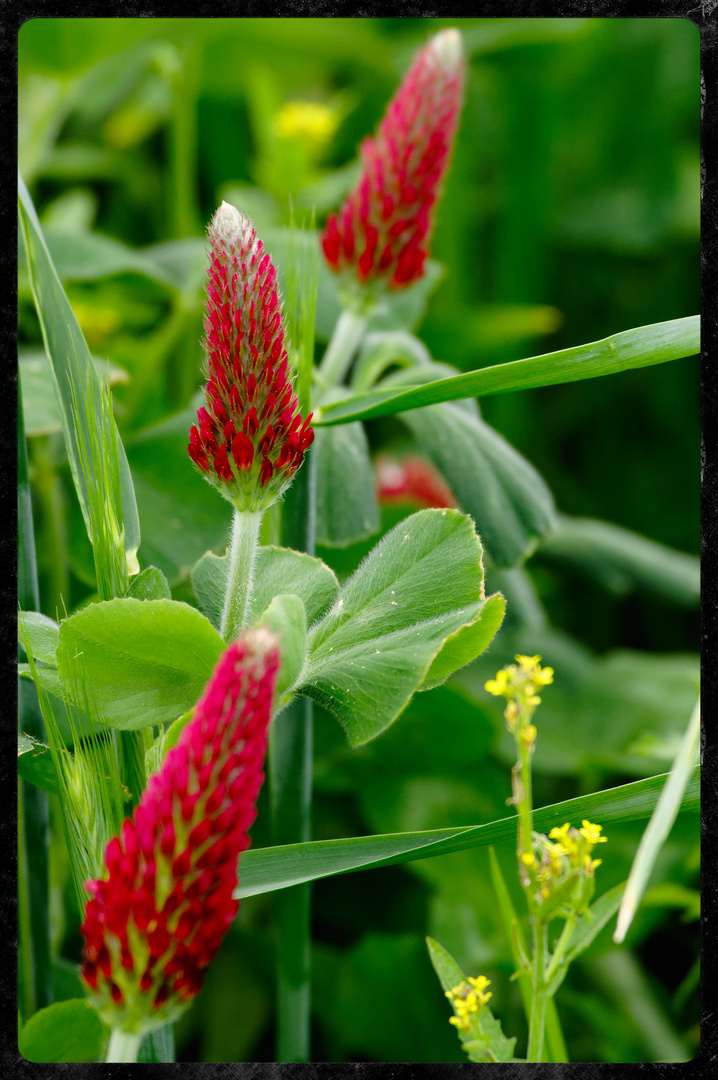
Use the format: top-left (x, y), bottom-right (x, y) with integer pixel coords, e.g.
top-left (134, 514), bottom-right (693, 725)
top-left (316, 308), bottom-right (368, 390)
top-left (545, 914), bottom-right (577, 986)
top-left (527, 920), bottom-right (548, 1062)
top-left (220, 509), bottom-right (262, 642)
top-left (270, 451), bottom-right (316, 1062)
top-left (106, 1029), bottom-right (143, 1063)
top-left (17, 389), bottom-right (52, 1017)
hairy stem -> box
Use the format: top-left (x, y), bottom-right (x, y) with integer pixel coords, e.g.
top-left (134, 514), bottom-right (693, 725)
top-left (106, 1030), bottom-right (142, 1064)
top-left (220, 509), bottom-right (262, 642)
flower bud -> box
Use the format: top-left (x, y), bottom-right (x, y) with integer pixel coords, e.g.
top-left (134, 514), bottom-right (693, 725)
top-left (189, 203), bottom-right (314, 511)
top-left (321, 28), bottom-right (464, 293)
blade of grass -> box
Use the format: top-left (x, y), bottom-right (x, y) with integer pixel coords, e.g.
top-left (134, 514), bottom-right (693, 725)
top-left (236, 765), bottom-right (699, 898)
top-left (315, 316), bottom-right (699, 426)
top-left (614, 697), bottom-right (700, 943)
top-left (18, 174), bottom-right (140, 572)
top-left (17, 388), bottom-right (52, 1017)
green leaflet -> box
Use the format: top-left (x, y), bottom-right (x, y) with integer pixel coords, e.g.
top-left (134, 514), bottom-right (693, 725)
top-left (316, 316), bottom-right (699, 425)
top-left (18, 998), bottom-right (109, 1063)
top-left (313, 421), bottom-right (380, 548)
top-left (191, 544), bottom-right (340, 632)
top-left (256, 593), bottom-right (307, 700)
top-left (401, 402), bottom-right (556, 567)
top-left (56, 598), bottom-right (225, 730)
top-left (125, 565), bottom-right (172, 601)
top-left (17, 611), bottom-right (59, 665)
top-left (539, 514), bottom-right (700, 605)
top-left (300, 509), bottom-right (503, 746)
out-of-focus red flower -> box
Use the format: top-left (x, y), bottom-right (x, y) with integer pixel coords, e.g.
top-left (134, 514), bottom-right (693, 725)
top-left (375, 453), bottom-right (458, 509)
top-left (321, 28), bottom-right (464, 292)
top-left (189, 203), bottom-right (314, 511)
top-left (81, 629), bottom-right (279, 1035)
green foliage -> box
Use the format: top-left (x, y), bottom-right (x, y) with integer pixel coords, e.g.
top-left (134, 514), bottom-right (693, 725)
top-left (317, 316), bottom-right (699, 425)
top-left (18, 732), bottom-right (59, 795)
top-left (236, 767), bottom-right (698, 899)
top-left (56, 598), bottom-right (224, 730)
top-left (18, 15), bottom-right (698, 1065)
top-left (302, 509), bottom-right (504, 745)
top-left (19, 998), bottom-right (109, 1063)
top-left (191, 545), bottom-right (339, 631)
top-left (18, 179), bottom-right (140, 565)
top-left (426, 937), bottom-right (517, 1062)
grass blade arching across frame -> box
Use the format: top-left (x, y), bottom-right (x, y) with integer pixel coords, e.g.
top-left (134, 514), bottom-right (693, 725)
top-left (17, 174), bottom-right (141, 570)
top-left (236, 765), bottom-right (699, 899)
top-left (315, 316), bottom-right (699, 426)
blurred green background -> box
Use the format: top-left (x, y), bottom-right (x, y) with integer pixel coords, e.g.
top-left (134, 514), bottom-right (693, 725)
top-left (19, 17), bottom-right (699, 1063)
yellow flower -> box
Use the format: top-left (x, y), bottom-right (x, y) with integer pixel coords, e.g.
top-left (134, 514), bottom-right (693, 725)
top-left (445, 976), bottom-right (492, 1030)
top-left (274, 100), bottom-right (339, 145)
top-left (484, 669), bottom-right (509, 696)
top-left (580, 820), bottom-right (607, 846)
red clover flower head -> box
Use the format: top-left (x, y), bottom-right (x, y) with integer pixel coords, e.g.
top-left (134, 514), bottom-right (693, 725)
top-left (80, 628), bottom-right (279, 1035)
top-left (321, 28), bottom-right (464, 294)
top-left (188, 203), bottom-right (314, 511)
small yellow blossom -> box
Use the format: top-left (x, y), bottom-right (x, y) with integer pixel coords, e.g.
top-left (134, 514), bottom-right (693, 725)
top-left (519, 723), bottom-right (537, 748)
top-left (583, 855), bottom-right (602, 877)
top-left (274, 100), bottom-right (339, 145)
top-left (484, 669), bottom-right (510, 697)
top-left (580, 820), bottom-right (607, 846)
top-left (521, 852), bottom-right (536, 868)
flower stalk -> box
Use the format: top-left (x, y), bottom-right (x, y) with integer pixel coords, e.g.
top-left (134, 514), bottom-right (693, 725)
top-left (220, 508), bottom-right (262, 642)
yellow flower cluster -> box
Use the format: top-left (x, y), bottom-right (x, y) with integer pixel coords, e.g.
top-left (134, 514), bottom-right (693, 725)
top-left (484, 655), bottom-right (554, 733)
top-left (445, 975), bottom-right (492, 1031)
top-left (548, 819), bottom-right (608, 879)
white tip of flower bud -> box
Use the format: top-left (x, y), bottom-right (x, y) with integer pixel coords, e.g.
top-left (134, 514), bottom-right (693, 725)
top-left (211, 201), bottom-right (255, 248)
top-left (430, 28), bottom-right (463, 69)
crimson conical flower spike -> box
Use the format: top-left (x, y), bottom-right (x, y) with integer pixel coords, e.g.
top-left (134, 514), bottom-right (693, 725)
top-left (321, 28), bottom-right (464, 293)
top-left (80, 629), bottom-right (279, 1036)
top-left (188, 203), bottom-right (314, 510)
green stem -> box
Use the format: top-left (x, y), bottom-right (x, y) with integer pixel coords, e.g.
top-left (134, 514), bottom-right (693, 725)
top-left (17, 388), bottom-right (52, 1017)
top-left (106, 1029), bottom-right (142, 1064)
top-left (527, 920), bottom-right (548, 1062)
top-left (220, 509), bottom-right (262, 642)
top-left (316, 308), bottom-right (368, 391)
top-left (270, 452), bottom-right (316, 1062)
top-left (545, 914), bottom-right (577, 986)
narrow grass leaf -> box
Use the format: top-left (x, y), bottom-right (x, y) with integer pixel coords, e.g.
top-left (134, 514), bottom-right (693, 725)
top-left (316, 316), bottom-right (699, 425)
top-left (236, 766), bottom-right (699, 898)
top-left (18, 175), bottom-right (140, 567)
top-left (614, 697), bottom-right (700, 943)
